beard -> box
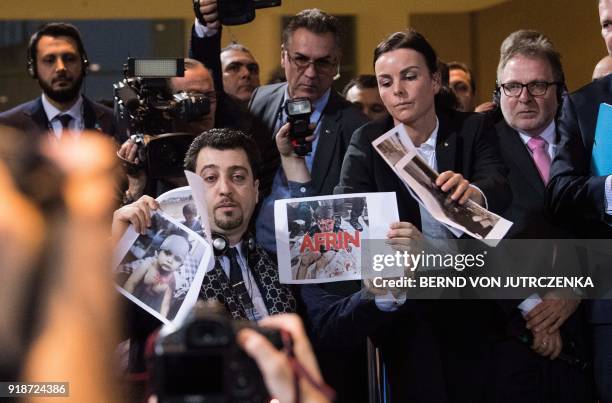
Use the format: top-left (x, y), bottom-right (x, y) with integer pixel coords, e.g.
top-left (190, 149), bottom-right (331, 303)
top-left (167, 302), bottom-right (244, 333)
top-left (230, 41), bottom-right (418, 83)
top-left (213, 209), bottom-right (244, 231)
top-left (39, 73), bottom-right (83, 104)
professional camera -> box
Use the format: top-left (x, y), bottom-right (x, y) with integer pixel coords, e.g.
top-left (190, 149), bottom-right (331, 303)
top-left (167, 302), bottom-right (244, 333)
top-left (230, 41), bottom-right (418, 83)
top-left (193, 0), bottom-right (281, 26)
top-left (153, 301), bottom-right (283, 403)
top-left (285, 98), bottom-right (313, 157)
top-left (114, 58), bottom-right (210, 179)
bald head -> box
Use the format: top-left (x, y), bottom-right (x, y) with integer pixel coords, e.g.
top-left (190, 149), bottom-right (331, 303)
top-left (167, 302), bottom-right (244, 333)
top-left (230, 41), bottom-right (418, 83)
top-left (593, 55), bottom-right (612, 80)
top-left (169, 59), bottom-right (217, 134)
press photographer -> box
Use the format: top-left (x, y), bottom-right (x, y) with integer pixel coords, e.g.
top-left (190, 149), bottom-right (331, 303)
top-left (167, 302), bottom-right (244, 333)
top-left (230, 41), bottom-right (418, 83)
top-left (117, 57), bottom-right (253, 200)
top-left (152, 303), bottom-right (334, 403)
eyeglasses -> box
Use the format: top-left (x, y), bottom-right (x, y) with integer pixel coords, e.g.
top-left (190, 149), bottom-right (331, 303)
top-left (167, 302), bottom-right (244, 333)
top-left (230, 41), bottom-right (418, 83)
top-left (284, 51), bottom-right (337, 74)
top-left (499, 81), bottom-right (559, 97)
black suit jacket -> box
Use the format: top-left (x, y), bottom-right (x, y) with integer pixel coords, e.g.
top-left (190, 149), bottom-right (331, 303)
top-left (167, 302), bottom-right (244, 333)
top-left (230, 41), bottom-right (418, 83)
top-left (249, 83), bottom-right (369, 402)
top-left (336, 111), bottom-right (511, 217)
top-left (547, 75), bottom-right (612, 324)
top-left (547, 75), bottom-right (612, 236)
top-left (248, 82), bottom-right (368, 197)
top-left (496, 121), bottom-right (571, 238)
top-left (494, 121), bottom-right (594, 403)
top-left (0, 96), bottom-right (116, 138)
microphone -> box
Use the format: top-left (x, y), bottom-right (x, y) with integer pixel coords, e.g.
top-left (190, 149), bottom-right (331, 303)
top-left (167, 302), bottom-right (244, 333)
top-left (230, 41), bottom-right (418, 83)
top-left (333, 64), bottom-right (341, 81)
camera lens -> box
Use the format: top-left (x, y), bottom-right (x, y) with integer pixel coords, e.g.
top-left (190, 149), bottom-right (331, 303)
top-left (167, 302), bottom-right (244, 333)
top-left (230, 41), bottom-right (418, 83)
top-left (186, 320), bottom-right (230, 347)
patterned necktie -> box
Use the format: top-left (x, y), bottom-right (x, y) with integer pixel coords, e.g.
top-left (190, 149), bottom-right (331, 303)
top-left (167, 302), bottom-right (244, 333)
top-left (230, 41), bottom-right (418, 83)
top-left (527, 136), bottom-right (551, 184)
top-left (57, 114), bottom-right (73, 136)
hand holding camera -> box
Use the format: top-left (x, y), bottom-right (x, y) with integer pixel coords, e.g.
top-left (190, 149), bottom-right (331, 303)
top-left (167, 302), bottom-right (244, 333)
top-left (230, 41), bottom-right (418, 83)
top-left (237, 314), bottom-right (334, 403)
top-left (276, 122), bottom-right (315, 184)
top-left (285, 98), bottom-right (314, 156)
top-left (194, 0), bottom-right (221, 30)
top-left (152, 302), bottom-right (334, 403)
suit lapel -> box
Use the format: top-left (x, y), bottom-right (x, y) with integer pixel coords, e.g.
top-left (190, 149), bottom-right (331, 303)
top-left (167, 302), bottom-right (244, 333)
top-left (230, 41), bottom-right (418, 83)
top-left (200, 262), bottom-right (247, 319)
top-left (501, 125), bottom-right (545, 195)
top-left (24, 98), bottom-right (50, 132)
top-left (264, 85), bottom-right (286, 137)
top-left (575, 76), bottom-right (612, 153)
top-left (310, 105), bottom-right (340, 194)
top-left (247, 245), bottom-right (296, 315)
top-left (82, 97), bottom-right (98, 130)
top-left (435, 114), bottom-right (459, 173)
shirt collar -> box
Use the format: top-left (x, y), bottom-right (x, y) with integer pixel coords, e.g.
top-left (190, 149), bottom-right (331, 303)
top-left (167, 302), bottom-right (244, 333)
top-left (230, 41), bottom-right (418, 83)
top-left (421, 118), bottom-right (439, 150)
top-left (403, 117), bottom-right (439, 150)
top-left (41, 93), bottom-right (83, 122)
top-left (517, 120), bottom-right (556, 146)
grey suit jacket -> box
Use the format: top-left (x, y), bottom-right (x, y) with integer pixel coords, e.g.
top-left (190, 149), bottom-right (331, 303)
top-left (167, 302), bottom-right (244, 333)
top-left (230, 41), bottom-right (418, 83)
top-left (248, 82), bottom-right (368, 197)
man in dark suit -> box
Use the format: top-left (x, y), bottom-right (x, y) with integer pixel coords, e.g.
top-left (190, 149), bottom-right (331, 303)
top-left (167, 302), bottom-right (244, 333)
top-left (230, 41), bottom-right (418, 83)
top-left (494, 30), bottom-right (593, 403)
top-left (244, 9), bottom-right (367, 254)
top-left (547, 3), bottom-right (612, 402)
top-left (190, 5), bottom-right (367, 248)
top-left (248, 11), bottom-right (368, 402)
top-left (0, 22), bottom-right (114, 138)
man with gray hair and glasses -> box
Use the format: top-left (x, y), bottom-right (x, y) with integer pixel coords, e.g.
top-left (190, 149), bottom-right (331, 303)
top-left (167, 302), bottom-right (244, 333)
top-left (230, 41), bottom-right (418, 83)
top-left (494, 29), bottom-right (594, 403)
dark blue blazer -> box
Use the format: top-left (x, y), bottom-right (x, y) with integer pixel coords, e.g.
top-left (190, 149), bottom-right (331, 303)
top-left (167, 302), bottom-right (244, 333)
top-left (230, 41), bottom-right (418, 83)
top-left (0, 96), bottom-right (115, 138)
top-left (547, 75), bottom-right (612, 324)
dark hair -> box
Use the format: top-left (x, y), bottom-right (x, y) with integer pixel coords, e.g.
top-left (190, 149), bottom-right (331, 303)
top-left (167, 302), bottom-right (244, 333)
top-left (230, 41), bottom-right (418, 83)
top-left (28, 22), bottom-right (87, 65)
top-left (342, 74), bottom-right (378, 97)
top-left (374, 29), bottom-right (438, 74)
top-left (374, 29), bottom-right (456, 112)
top-left (447, 61), bottom-right (476, 92)
top-left (182, 202), bottom-right (197, 215)
top-left (183, 128), bottom-right (261, 179)
top-left (282, 9), bottom-right (342, 52)
top-left (437, 60), bottom-right (460, 110)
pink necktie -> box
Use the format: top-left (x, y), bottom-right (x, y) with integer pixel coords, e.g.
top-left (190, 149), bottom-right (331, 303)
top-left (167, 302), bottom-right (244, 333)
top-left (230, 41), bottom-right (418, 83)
top-left (527, 136), bottom-right (551, 184)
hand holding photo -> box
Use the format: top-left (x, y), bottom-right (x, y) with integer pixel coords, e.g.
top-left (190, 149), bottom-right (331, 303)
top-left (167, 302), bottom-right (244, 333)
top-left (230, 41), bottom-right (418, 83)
top-left (275, 193), bottom-right (399, 284)
top-left (114, 210), bottom-right (211, 324)
top-left (372, 123), bottom-right (512, 245)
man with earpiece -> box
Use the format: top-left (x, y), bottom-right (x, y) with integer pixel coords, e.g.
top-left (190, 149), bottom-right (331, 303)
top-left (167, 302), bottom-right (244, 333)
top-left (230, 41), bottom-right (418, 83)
top-left (112, 128), bottom-right (297, 388)
top-left (113, 128), bottom-right (296, 322)
top-left (493, 30), bottom-right (593, 403)
top-left (0, 22), bottom-right (115, 139)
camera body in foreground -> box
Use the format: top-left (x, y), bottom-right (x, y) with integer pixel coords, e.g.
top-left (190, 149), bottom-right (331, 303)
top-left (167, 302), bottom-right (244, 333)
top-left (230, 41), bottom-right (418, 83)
top-left (153, 301), bottom-right (283, 403)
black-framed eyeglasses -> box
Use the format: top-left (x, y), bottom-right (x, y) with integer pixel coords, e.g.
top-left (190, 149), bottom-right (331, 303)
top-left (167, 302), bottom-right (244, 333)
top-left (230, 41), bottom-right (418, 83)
top-left (284, 51), bottom-right (338, 74)
top-left (499, 81), bottom-right (560, 97)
